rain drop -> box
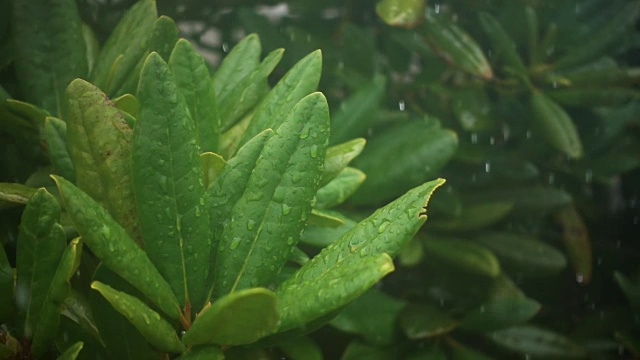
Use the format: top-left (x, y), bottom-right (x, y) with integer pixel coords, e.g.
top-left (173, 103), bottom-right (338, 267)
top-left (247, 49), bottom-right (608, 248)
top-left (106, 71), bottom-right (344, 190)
top-left (299, 128), bottom-right (310, 139)
top-left (310, 145), bottom-right (318, 158)
top-left (282, 203), bottom-right (291, 215)
top-left (229, 237), bottom-right (242, 250)
top-left (247, 220), bottom-right (256, 230)
top-left (377, 221), bottom-right (390, 234)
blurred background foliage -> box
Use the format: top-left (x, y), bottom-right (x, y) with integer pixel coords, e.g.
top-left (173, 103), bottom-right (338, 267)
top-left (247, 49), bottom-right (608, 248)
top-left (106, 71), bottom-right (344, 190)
top-left (2, 0), bottom-right (640, 358)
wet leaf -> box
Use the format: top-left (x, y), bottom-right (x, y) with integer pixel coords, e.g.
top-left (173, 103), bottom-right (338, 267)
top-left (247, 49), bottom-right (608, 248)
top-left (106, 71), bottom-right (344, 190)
top-left (546, 88), bottom-right (640, 108)
top-left (277, 253), bottom-right (394, 332)
top-left (15, 189), bottom-right (66, 339)
top-left (183, 288), bottom-right (278, 346)
top-left (309, 209), bottom-right (345, 228)
top-left (238, 50), bottom-right (322, 149)
top-left (474, 232), bottom-right (567, 277)
top-left (342, 341), bottom-right (393, 360)
top-left (44, 117), bottom-right (75, 183)
top-left (331, 289), bottom-right (406, 345)
top-left (277, 336), bottom-right (323, 360)
top-left (52, 176), bottom-right (180, 319)
top-left (169, 39), bottom-right (221, 153)
top-left (81, 23), bottom-right (99, 75)
top-left (422, 238), bottom-right (500, 278)
top-left (60, 290), bottom-right (101, 345)
top-left (490, 325), bottom-right (587, 358)
top-left (91, 281), bottom-right (185, 353)
top-left (113, 94), bottom-right (139, 119)
top-left (90, 0), bottom-right (157, 94)
top-left (330, 75), bottom-right (386, 145)
top-left (213, 33), bottom-right (262, 98)
top-left (376, 0), bottom-right (425, 29)
top-left (460, 275), bottom-right (541, 332)
top-left (177, 345), bottom-right (225, 360)
top-left (400, 303), bottom-right (457, 339)
top-left (315, 167), bottom-right (366, 209)
top-left (201, 152), bottom-right (227, 189)
top-left (134, 52), bottom-right (211, 309)
top-left (300, 213), bottom-right (358, 248)
top-left (422, 9), bottom-right (493, 79)
top-left (213, 92), bottom-right (329, 296)
top-left (529, 90), bottom-right (583, 159)
top-left (351, 120), bottom-right (457, 205)
top-left (478, 12), bottom-right (528, 77)
top-left (0, 182), bottom-right (37, 210)
top-left (64, 79), bottom-right (139, 241)
top-left (12, 0), bottom-right (87, 115)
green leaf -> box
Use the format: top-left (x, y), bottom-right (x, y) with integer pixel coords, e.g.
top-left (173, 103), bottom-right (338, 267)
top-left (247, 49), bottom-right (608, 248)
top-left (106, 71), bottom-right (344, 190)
top-left (449, 342), bottom-right (494, 360)
top-left (183, 287), bottom-right (278, 346)
top-left (213, 92), bottom-right (329, 296)
top-left (278, 336), bottom-right (323, 360)
top-left (60, 290), bottom-right (102, 346)
top-left (31, 239), bottom-right (83, 358)
top-left (16, 189), bottom-right (66, 338)
top-left (488, 325), bottom-right (587, 358)
top-left (478, 12), bottom-right (528, 77)
top-left (91, 281), bottom-right (185, 353)
top-left (113, 94), bottom-right (139, 119)
top-left (288, 247), bottom-right (310, 266)
top-left (474, 232), bottom-right (567, 276)
top-left (399, 303), bottom-right (457, 339)
top-left (56, 341), bottom-right (84, 360)
top-left (309, 209), bottom-right (345, 228)
top-left (90, 0), bottom-right (157, 94)
top-left (422, 9), bottom-right (493, 79)
top-left (555, 1), bottom-right (640, 69)
top-left (64, 79), bottom-right (139, 242)
top-left (315, 167), bottom-right (366, 209)
top-left (178, 345), bottom-right (225, 360)
top-left (452, 88), bottom-right (496, 132)
top-left (342, 341), bottom-right (393, 360)
top-left (206, 129), bottom-right (273, 277)
top-left (277, 253), bottom-right (394, 332)
top-left (546, 88), bottom-right (640, 108)
top-left (213, 33), bottom-right (262, 97)
top-left (614, 272), bottom-right (640, 314)
top-left (322, 138), bottom-right (366, 186)
top-left (44, 117), bottom-right (75, 183)
top-left (12, 0), bottom-right (87, 115)
top-left (422, 238), bottom-right (501, 278)
top-left (201, 152), bottom-right (227, 189)
top-left (0, 244), bottom-right (13, 323)
top-left (405, 346), bottom-right (447, 360)
top-left (0, 183), bottom-right (37, 210)
top-left (238, 50), bottom-right (322, 149)
top-left (398, 236), bottom-right (424, 267)
top-left (329, 75), bottom-right (386, 145)
top-left (170, 39), bottom-right (221, 153)
top-left (460, 275), bottom-right (541, 332)
top-left (116, 15), bottom-right (180, 96)
top-left (300, 213), bottom-right (357, 248)
top-left (89, 266), bottom-right (158, 360)
top-left (217, 48), bottom-right (284, 133)
top-left (331, 289), bottom-right (406, 345)
top-left (81, 23), bottom-right (99, 75)
top-left (133, 52), bottom-right (211, 309)
top-left (376, 0), bottom-right (425, 29)
top-left (52, 176), bottom-right (180, 320)
top-left (429, 201), bottom-right (513, 232)
top-left (529, 91), bottom-right (583, 159)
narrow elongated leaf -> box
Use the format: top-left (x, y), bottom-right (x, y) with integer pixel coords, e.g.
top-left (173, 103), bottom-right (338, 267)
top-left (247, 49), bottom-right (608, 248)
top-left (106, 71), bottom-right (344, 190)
top-left (479, 12), bottom-right (528, 77)
top-left (15, 189), bottom-right (66, 338)
top-left (217, 48), bottom-right (284, 132)
top-left (31, 239), bottom-right (82, 358)
top-left (489, 325), bottom-right (587, 358)
top-left (238, 50), bottom-right (322, 149)
top-left (330, 288), bottom-right (406, 345)
top-left (351, 120), bottom-right (457, 205)
top-left (214, 93), bottom-right (329, 296)
top-left (376, 0), bottom-right (425, 28)
top-left (460, 275), bottom-right (541, 332)
top-left (170, 39), bottom-right (221, 153)
top-left (61, 290), bottom-right (101, 345)
top-left (530, 91), bottom-right (583, 159)
top-left (399, 303), bottom-right (458, 339)
top-left (0, 243), bottom-right (13, 323)
top-left (423, 9), bottom-right (493, 79)
top-left (315, 167), bottom-right (366, 209)
top-left (277, 253), bottom-right (394, 332)
top-left (213, 33), bottom-right (262, 97)
top-left (133, 52), bottom-right (211, 309)
top-left (82, 23), bottom-right (99, 75)
top-left (52, 176), bottom-right (180, 319)
top-left (90, 0), bottom-right (157, 94)
top-left (44, 117), bottom-right (75, 182)
top-left (329, 75), bottom-right (386, 145)
top-left (431, 202), bottom-right (513, 232)
top-left (116, 16), bottom-right (179, 97)
top-left (422, 238), bottom-right (500, 278)
top-left (614, 272), bottom-right (640, 314)
top-left (57, 341), bottom-right (83, 360)
top-left (12, 0), bottom-right (87, 115)
top-left (91, 281), bottom-right (185, 353)
top-left (0, 183), bottom-right (37, 210)
top-left (308, 209), bottom-right (344, 228)
top-left (321, 138), bottom-right (366, 186)
top-left (64, 79), bottom-right (139, 242)
top-left (475, 232), bottom-right (567, 276)
top-left (183, 288), bottom-right (278, 346)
